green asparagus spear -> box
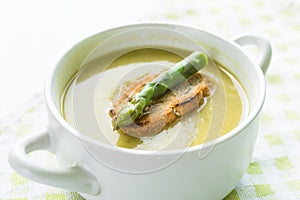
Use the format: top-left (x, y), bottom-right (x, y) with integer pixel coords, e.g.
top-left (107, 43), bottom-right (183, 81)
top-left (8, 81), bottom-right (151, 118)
top-left (114, 51), bottom-right (209, 129)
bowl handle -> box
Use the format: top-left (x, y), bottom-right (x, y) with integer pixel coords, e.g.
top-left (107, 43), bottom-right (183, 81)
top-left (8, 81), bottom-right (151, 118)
top-left (234, 35), bottom-right (272, 75)
top-left (8, 129), bottom-right (101, 196)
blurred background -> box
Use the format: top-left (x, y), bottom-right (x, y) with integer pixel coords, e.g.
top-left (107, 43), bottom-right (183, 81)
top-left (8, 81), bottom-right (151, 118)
top-left (1, 0), bottom-right (300, 199)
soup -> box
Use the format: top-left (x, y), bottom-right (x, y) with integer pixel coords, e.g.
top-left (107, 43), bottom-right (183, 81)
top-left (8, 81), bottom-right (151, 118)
top-left (61, 48), bottom-right (248, 150)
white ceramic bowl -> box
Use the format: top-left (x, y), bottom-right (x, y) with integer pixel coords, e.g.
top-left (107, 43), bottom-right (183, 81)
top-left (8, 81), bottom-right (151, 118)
top-left (9, 23), bottom-right (271, 200)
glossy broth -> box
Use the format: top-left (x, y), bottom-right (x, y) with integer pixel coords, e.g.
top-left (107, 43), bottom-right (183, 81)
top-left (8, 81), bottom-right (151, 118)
top-left (61, 48), bottom-right (248, 150)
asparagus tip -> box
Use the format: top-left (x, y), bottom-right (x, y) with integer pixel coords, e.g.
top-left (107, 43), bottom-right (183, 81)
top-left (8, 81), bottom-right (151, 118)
top-left (188, 51), bottom-right (209, 70)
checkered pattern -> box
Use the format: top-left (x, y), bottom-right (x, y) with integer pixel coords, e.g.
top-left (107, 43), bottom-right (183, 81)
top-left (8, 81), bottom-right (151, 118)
top-left (0, 100), bottom-right (84, 200)
top-left (1, 0), bottom-right (300, 199)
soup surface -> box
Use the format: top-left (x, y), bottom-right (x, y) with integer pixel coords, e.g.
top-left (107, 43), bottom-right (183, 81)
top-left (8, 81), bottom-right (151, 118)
top-left (62, 48), bottom-right (248, 150)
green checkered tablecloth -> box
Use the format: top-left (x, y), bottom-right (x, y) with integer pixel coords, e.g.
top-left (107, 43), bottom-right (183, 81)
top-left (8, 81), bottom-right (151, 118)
top-left (1, 0), bottom-right (300, 199)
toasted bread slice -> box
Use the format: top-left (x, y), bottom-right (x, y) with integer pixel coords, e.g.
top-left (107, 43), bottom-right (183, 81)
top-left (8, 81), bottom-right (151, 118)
top-left (110, 72), bottom-right (210, 137)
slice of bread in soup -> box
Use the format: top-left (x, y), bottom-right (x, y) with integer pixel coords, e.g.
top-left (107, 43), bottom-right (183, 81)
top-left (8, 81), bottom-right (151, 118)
top-left (111, 72), bottom-right (211, 137)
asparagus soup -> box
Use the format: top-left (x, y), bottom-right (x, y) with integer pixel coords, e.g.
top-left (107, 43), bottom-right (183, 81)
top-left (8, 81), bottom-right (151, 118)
top-left (61, 48), bottom-right (248, 150)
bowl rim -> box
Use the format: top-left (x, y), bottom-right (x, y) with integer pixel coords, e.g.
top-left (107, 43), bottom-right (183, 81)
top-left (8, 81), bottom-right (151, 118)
top-left (45, 22), bottom-right (266, 156)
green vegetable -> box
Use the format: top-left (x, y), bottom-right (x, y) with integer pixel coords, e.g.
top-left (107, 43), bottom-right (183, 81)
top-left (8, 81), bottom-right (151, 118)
top-left (114, 51), bottom-right (209, 129)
